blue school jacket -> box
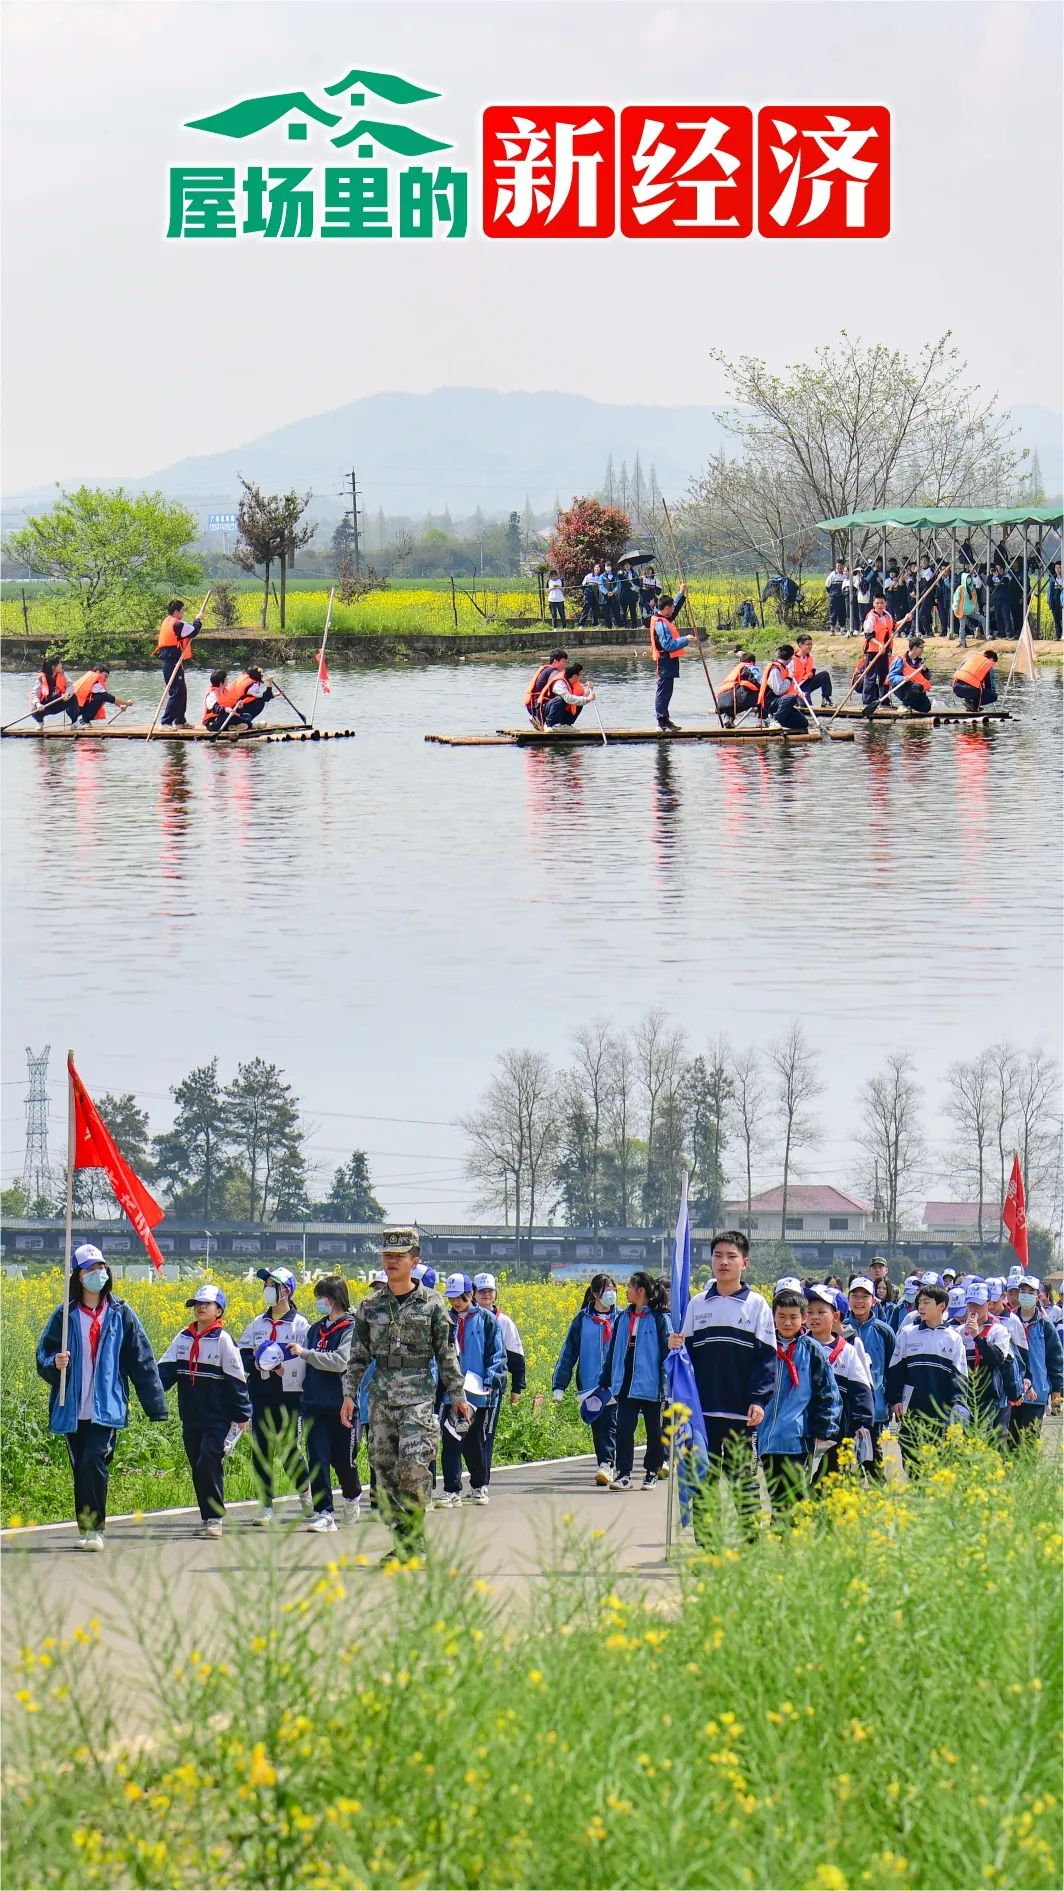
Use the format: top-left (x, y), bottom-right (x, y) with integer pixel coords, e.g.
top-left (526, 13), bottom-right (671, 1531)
top-left (845, 1314), bottom-right (896, 1424)
top-left (553, 1309), bottom-right (615, 1396)
top-left (1018, 1312), bottom-right (1064, 1406)
top-left (441, 1305), bottom-right (507, 1409)
top-left (601, 1305), bottom-right (671, 1403)
top-left (36, 1297), bottom-right (167, 1435)
top-left (757, 1335), bottom-right (842, 1458)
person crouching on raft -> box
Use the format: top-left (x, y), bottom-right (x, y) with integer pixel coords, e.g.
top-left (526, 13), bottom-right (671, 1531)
top-left (648, 586), bottom-right (692, 731)
top-left (952, 648), bottom-right (998, 712)
top-left (202, 670), bottom-right (231, 731)
top-left (227, 667), bottom-right (276, 726)
top-left (791, 634), bottom-right (833, 706)
top-left (717, 652), bottom-right (761, 726)
top-left (543, 662), bottom-right (596, 729)
top-left (887, 637), bottom-right (933, 715)
top-left (65, 666), bottom-right (134, 725)
top-left (523, 650), bottom-right (567, 726)
top-left (758, 646), bottom-right (811, 733)
top-left (30, 655), bottom-right (69, 724)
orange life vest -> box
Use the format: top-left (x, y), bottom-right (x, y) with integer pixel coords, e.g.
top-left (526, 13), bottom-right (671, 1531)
top-left (523, 661), bottom-right (562, 717)
top-left (71, 670), bottom-right (107, 720)
top-left (758, 659), bottom-right (797, 709)
top-left (901, 654), bottom-right (930, 689)
top-left (720, 663), bottom-right (758, 695)
top-left (226, 672), bottom-right (254, 710)
top-left (34, 666), bottom-right (67, 704)
top-left (953, 651), bottom-right (994, 689)
top-left (551, 675), bottom-right (589, 723)
top-left (202, 684), bottom-right (229, 723)
top-left (791, 649), bottom-right (815, 684)
top-left (648, 615), bottom-right (682, 664)
top-left (862, 611), bottom-right (894, 660)
top-left (156, 614), bottom-right (194, 663)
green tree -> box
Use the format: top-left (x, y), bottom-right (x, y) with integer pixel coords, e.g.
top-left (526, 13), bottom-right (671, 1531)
top-left (4, 487), bottom-right (200, 642)
top-left (685, 1045), bottom-right (732, 1228)
top-left (231, 478), bottom-right (316, 628)
top-left (73, 1092), bottom-right (154, 1217)
top-left (320, 1152), bottom-right (385, 1222)
top-left (1, 1182), bottom-right (29, 1216)
top-left (153, 1059), bottom-right (229, 1220)
top-left (223, 1059), bottom-right (305, 1222)
top-left (505, 511), bottom-right (522, 575)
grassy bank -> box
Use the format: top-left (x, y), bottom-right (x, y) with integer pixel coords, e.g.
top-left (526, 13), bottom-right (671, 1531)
top-left (0, 1275), bottom-right (588, 1525)
top-left (3, 1433), bottom-right (1060, 1889)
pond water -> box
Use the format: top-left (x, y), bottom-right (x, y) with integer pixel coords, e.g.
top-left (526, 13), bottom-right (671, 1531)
top-left (2, 654), bottom-right (1060, 1214)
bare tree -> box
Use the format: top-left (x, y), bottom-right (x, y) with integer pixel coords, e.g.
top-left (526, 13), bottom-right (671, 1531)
top-left (567, 1021), bottom-right (616, 1236)
top-left (603, 1035), bottom-right (641, 1229)
top-left (1012, 1049), bottom-right (1062, 1223)
top-left (768, 1026), bottom-right (824, 1238)
top-left (857, 1053), bottom-right (923, 1264)
top-left (728, 1047), bottom-right (769, 1237)
top-left (986, 1044), bottom-right (1020, 1242)
top-left (944, 1051), bottom-right (994, 1247)
top-left (461, 1050), bottom-right (558, 1262)
top-left (637, 1010), bottom-right (686, 1228)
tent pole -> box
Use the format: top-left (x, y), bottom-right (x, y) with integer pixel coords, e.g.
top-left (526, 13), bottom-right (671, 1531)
top-left (848, 527), bottom-right (854, 631)
top-left (950, 529), bottom-right (957, 640)
top-left (1021, 524), bottom-right (1029, 643)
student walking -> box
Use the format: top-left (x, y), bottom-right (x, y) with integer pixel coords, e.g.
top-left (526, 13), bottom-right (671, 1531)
top-left (885, 1280), bottom-right (969, 1474)
top-left (757, 1281), bottom-right (841, 1523)
top-left (552, 1274), bottom-right (621, 1483)
top-left (600, 1272), bottom-right (671, 1491)
top-left (805, 1287), bottom-right (876, 1477)
top-left (157, 1283), bottom-right (251, 1539)
top-left (472, 1272), bottom-right (526, 1484)
top-left (669, 1230), bottom-right (776, 1543)
top-left (844, 1276), bottom-right (896, 1480)
top-left (1009, 1274), bottom-right (1064, 1447)
top-left (289, 1275), bottom-right (362, 1531)
top-left (435, 1274), bottom-right (507, 1507)
top-left (237, 1268), bottom-right (312, 1525)
top-left (35, 1245), bottom-right (167, 1550)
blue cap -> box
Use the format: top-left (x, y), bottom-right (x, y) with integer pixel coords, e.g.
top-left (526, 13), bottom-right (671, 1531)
top-left (186, 1282), bottom-right (227, 1310)
top-left (73, 1243), bottom-right (106, 1269)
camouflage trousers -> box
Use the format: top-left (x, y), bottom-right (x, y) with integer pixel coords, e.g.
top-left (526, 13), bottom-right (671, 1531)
top-left (367, 1385), bottom-right (439, 1550)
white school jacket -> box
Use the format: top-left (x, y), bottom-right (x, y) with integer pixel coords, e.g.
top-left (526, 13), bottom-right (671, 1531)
top-left (237, 1309), bottom-right (310, 1393)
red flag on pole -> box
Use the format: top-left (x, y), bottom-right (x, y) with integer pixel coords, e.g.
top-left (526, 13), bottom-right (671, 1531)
top-left (316, 647), bottom-right (331, 695)
top-left (1002, 1153), bottom-right (1028, 1269)
top-left (68, 1054), bottom-right (166, 1273)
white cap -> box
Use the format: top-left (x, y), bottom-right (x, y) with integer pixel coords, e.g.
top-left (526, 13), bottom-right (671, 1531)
top-left (186, 1282), bottom-right (226, 1309)
top-left (920, 1271), bottom-right (942, 1286)
top-left (849, 1276), bottom-right (875, 1296)
top-left (947, 1287), bottom-right (967, 1311)
top-left (445, 1272), bottom-right (470, 1298)
top-left (1006, 1267), bottom-right (1023, 1286)
top-left (370, 1269), bottom-right (388, 1285)
top-left (806, 1283), bottom-right (837, 1308)
top-left (255, 1340), bottom-right (287, 1371)
top-left (775, 1275), bottom-right (803, 1294)
top-left (1019, 1274), bottom-right (1041, 1291)
top-left (473, 1272), bottom-right (496, 1291)
top-left (73, 1243), bottom-right (106, 1268)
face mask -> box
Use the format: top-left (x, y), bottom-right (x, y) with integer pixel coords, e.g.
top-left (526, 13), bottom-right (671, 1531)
top-left (599, 1291), bottom-right (617, 1309)
top-left (314, 1298), bottom-right (332, 1318)
top-left (1018, 1293), bottom-right (1038, 1312)
top-left (263, 1286), bottom-right (279, 1307)
top-left (81, 1269), bottom-right (108, 1294)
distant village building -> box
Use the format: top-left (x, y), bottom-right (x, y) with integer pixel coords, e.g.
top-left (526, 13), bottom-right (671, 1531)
top-left (922, 1201), bottom-right (997, 1238)
top-left (723, 1185), bottom-right (871, 1237)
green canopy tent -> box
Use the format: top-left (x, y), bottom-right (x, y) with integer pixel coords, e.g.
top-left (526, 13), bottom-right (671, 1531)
top-left (817, 507), bottom-right (1063, 640)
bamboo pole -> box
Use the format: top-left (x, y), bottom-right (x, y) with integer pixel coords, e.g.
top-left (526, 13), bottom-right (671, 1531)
top-left (310, 587), bottom-right (335, 728)
top-left (58, 1053), bottom-right (76, 1409)
top-left (661, 499), bottom-right (724, 726)
top-left (145, 590), bottom-right (211, 741)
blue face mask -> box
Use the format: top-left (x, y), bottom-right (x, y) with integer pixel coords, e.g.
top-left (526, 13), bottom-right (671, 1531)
top-left (81, 1269), bottom-right (108, 1294)
top-left (599, 1290), bottom-right (617, 1310)
top-left (314, 1298), bottom-right (332, 1318)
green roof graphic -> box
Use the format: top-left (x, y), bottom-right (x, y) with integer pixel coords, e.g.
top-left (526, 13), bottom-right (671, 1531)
top-left (186, 92), bottom-right (341, 139)
top-left (331, 120), bottom-right (450, 154)
top-left (323, 68), bottom-right (440, 104)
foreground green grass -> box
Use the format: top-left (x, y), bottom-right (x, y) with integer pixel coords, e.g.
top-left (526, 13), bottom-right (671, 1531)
top-left (4, 1435), bottom-right (1060, 1890)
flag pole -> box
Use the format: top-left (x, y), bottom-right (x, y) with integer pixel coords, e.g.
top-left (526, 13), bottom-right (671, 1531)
top-left (311, 587), bottom-right (335, 728)
top-left (58, 1050), bottom-right (76, 1408)
top-left (664, 1411), bottom-right (678, 1558)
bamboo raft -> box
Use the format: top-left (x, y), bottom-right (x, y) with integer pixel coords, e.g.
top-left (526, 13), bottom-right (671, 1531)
top-left (821, 705), bottom-right (1010, 725)
top-left (426, 726), bottom-right (856, 747)
top-left (1, 722), bottom-right (356, 743)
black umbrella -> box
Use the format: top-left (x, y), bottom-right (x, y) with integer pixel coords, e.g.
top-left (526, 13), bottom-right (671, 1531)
top-left (616, 550), bottom-right (656, 569)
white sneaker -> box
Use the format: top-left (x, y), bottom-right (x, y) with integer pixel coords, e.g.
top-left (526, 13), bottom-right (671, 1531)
top-left (469, 1488), bottom-right (490, 1505)
top-left (594, 1465), bottom-right (612, 1487)
top-left (306, 1512), bottom-right (337, 1533)
top-left (609, 1475), bottom-right (631, 1492)
top-left (251, 1506), bottom-right (274, 1527)
top-left (340, 1499), bottom-right (361, 1525)
top-left (200, 1520), bottom-right (223, 1540)
top-left (434, 1491), bottom-right (461, 1508)
top-left (299, 1489), bottom-right (315, 1517)
top-left (79, 1531), bottom-right (105, 1551)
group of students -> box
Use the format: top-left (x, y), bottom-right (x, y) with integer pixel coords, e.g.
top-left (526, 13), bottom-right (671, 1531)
top-left (824, 553), bottom-right (1061, 644)
top-left (34, 1248), bottom-right (525, 1548)
top-left (30, 658), bottom-right (134, 725)
top-left (567, 564), bottom-right (663, 630)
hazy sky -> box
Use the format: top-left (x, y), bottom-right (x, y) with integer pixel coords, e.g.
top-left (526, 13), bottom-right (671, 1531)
top-left (2, 0), bottom-right (1061, 491)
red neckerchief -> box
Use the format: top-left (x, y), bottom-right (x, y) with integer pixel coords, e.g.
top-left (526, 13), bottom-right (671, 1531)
top-left (828, 1335), bottom-right (846, 1366)
top-left (777, 1340), bottom-right (800, 1388)
top-left (456, 1311), bottom-right (469, 1352)
top-left (80, 1297), bottom-right (108, 1364)
top-left (625, 1307), bottom-right (647, 1349)
top-left (186, 1317), bottom-right (223, 1382)
top-left (591, 1309), bottom-right (613, 1346)
top-left (315, 1315), bottom-right (351, 1352)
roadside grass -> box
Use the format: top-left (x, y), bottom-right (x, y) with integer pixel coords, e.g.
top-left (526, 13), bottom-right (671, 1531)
top-left (3, 1433), bottom-right (1060, 1889)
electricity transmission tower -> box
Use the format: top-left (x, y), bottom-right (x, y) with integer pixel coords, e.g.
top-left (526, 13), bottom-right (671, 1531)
top-left (21, 1044), bottom-right (56, 1206)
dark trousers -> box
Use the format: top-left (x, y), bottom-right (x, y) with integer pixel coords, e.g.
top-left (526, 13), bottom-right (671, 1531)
top-left (760, 1452), bottom-right (808, 1522)
top-left (864, 1420), bottom-right (887, 1482)
top-left (773, 695), bottom-right (810, 732)
top-left (861, 655), bottom-right (889, 713)
top-left (68, 700), bottom-right (105, 724)
top-left (602, 594), bottom-right (620, 627)
top-left (953, 680), bottom-right (993, 712)
top-left (589, 1402), bottom-right (618, 1467)
top-left (66, 1421), bottom-right (115, 1534)
top-left (549, 601), bottom-right (566, 629)
top-left (578, 589), bottom-right (600, 626)
top-left (33, 696), bottom-right (71, 723)
top-left (441, 1406), bottom-right (488, 1492)
top-left (894, 682), bottom-right (932, 715)
top-left (160, 648), bottom-right (187, 725)
top-left (482, 1389), bottom-right (503, 1483)
top-left (613, 1397), bottom-right (665, 1478)
top-left (304, 1409), bottom-right (361, 1510)
top-left (543, 698), bottom-right (578, 728)
top-left (717, 687), bottom-right (757, 721)
top-left (655, 656), bottom-right (680, 726)
top-left (235, 696), bottom-right (268, 725)
top-left (182, 1423), bottom-right (228, 1520)
top-left (694, 1417), bottom-right (761, 1544)
top-left (250, 1400), bottom-right (309, 1505)
top-left (1008, 1402), bottom-right (1045, 1450)
top-left (1050, 598), bottom-right (1062, 640)
top-left (827, 594), bottom-right (846, 631)
top-left (799, 668), bottom-right (833, 704)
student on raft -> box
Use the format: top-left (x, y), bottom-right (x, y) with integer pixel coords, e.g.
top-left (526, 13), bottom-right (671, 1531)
top-left (157, 1282), bottom-right (251, 1540)
top-left (952, 648), bottom-right (998, 712)
top-left (202, 670), bottom-right (232, 731)
top-left (599, 1271), bottom-right (671, 1492)
top-left (30, 655), bottom-right (69, 724)
top-left (648, 585), bottom-right (692, 731)
top-left (717, 651), bottom-right (761, 726)
top-left (542, 661), bottom-right (596, 728)
top-left (858, 592), bottom-right (895, 716)
top-left (791, 634), bottom-right (833, 706)
top-left (552, 1273), bottom-right (621, 1484)
top-left (887, 636), bottom-right (934, 715)
top-left (35, 1245), bottom-right (167, 1550)
top-left (237, 1268), bottom-right (313, 1526)
top-left (757, 645), bottom-right (812, 733)
top-left (155, 597), bottom-right (203, 729)
top-left (227, 667), bottom-right (276, 726)
top-left (523, 650), bottom-right (567, 726)
top-left (65, 666), bottom-right (134, 725)
top-left (287, 1274), bottom-right (363, 1532)
top-left (546, 571), bottom-right (567, 631)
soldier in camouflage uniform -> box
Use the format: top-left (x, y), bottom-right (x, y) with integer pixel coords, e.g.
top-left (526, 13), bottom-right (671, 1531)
top-left (341, 1229), bottom-right (468, 1560)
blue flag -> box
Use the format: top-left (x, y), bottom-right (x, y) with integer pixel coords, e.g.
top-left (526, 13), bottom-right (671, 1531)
top-left (665, 1172), bottom-right (708, 1526)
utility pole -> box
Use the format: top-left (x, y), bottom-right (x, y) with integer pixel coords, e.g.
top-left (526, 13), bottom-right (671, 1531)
top-left (21, 1045), bottom-right (55, 1207)
top-left (348, 470), bottom-right (362, 576)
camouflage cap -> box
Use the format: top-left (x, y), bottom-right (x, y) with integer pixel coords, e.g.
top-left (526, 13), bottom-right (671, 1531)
top-left (382, 1227), bottom-right (420, 1256)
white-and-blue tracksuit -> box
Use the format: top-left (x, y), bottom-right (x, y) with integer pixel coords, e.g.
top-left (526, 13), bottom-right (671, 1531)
top-left (885, 1319), bottom-right (968, 1426)
top-left (811, 1334), bottom-right (876, 1438)
top-left (1017, 1311), bottom-right (1064, 1407)
top-left (845, 1314), bottom-right (896, 1425)
top-left (757, 1335), bottom-right (842, 1458)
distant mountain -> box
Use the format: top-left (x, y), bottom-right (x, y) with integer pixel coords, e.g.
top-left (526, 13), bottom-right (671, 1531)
top-left (4, 388), bottom-right (1059, 531)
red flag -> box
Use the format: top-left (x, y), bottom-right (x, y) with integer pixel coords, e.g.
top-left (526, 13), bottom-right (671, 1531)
top-left (316, 647), bottom-right (331, 695)
top-left (68, 1055), bottom-right (165, 1273)
top-left (1002, 1153), bottom-right (1028, 1269)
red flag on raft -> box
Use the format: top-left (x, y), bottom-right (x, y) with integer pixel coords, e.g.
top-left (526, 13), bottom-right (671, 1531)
top-left (1002, 1153), bottom-right (1028, 1270)
top-left (316, 647), bottom-right (331, 695)
top-left (68, 1054), bottom-right (165, 1273)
